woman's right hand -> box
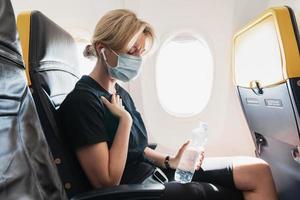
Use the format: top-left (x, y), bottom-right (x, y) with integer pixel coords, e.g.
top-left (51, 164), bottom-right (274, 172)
top-left (101, 94), bottom-right (132, 121)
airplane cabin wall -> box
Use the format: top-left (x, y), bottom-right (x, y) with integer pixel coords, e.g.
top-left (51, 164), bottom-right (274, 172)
top-left (11, 0), bottom-right (124, 37)
top-left (125, 0), bottom-right (271, 157)
top-left (11, 0), bottom-right (297, 158)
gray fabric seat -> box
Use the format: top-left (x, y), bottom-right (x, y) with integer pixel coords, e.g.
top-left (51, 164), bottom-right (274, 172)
top-left (233, 6), bottom-right (300, 200)
top-left (16, 8), bottom-right (167, 199)
top-left (17, 10), bottom-right (91, 198)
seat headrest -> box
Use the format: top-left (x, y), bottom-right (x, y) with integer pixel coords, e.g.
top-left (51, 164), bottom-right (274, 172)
top-left (18, 10), bottom-right (80, 85)
top-left (0, 0), bottom-right (24, 67)
top-left (29, 11), bottom-right (79, 71)
top-left (233, 6), bottom-right (300, 88)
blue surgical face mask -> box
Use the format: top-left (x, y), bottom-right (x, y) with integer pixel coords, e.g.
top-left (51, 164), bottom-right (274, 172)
top-left (101, 48), bottom-right (142, 82)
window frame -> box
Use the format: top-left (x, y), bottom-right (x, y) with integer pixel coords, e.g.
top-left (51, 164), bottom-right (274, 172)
top-left (155, 31), bottom-right (215, 118)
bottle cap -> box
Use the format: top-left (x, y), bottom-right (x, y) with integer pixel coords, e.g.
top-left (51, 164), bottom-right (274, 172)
top-left (192, 122), bottom-right (208, 133)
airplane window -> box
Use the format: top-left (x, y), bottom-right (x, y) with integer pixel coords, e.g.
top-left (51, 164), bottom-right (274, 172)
top-left (156, 34), bottom-right (213, 117)
top-left (76, 41), bottom-right (95, 76)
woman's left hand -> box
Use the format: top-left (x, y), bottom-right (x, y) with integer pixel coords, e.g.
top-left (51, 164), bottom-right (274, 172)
top-left (169, 142), bottom-right (205, 170)
top-left (195, 151), bottom-right (205, 171)
top-left (169, 141), bottom-right (190, 169)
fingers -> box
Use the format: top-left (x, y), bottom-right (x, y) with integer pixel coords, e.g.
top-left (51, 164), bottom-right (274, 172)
top-left (195, 160), bottom-right (203, 171)
top-left (101, 96), bottom-right (115, 112)
top-left (195, 161), bottom-right (203, 170)
top-left (111, 93), bottom-right (116, 103)
top-left (101, 96), bottom-right (110, 106)
top-left (101, 95), bottom-right (123, 109)
top-left (200, 151), bottom-right (205, 158)
top-left (119, 98), bottom-right (123, 107)
top-left (199, 151), bottom-right (205, 163)
top-left (114, 94), bottom-right (123, 107)
top-left (177, 140), bottom-right (190, 157)
top-left (116, 94), bottom-right (120, 104)
top-left (182, 140), bottom-right (190, 150)
top-left (102, 94), bottom-right (121, 104)
top-left (113, 94), bottom-right (123, 106)
top-left (195, 152), bottom-right (205, 171)
top-left (200, 151), bottom-right (205, 161)
top-left (100, 95), bottom-right (130, 119)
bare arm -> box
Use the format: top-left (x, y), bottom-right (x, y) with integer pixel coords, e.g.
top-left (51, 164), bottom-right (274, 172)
top-left (144, 144), bottom-right (189, 170)
top-left (76, 94), bottom-right (132, 188)
top-left (144, 147), bottom-right (168, 168)
top-left (144, 141), bottom-right (204, 170)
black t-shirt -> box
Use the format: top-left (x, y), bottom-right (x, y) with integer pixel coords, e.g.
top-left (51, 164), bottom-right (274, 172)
top-left (59, 75), bottom-right (155, 184)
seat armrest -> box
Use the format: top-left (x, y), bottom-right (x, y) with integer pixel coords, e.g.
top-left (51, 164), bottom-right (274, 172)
top-left (71, 184), bottom-right (165, 200)
top-left (148, 143), bottom-right (157, 150)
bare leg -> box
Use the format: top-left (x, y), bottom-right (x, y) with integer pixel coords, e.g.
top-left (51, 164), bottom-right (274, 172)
top-left (232, 156), bottom-right (278, 200)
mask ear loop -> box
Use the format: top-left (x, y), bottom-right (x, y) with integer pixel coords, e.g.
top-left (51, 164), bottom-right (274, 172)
top-left (101, 48), bottom-right (115, 69)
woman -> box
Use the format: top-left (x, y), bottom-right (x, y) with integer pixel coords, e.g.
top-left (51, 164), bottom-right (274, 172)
top-left (59, 9), bottom-right (278, 200)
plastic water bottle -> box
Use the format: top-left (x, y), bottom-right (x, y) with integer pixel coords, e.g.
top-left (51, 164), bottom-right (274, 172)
top-left (174, 122), bottom-right (208, 183)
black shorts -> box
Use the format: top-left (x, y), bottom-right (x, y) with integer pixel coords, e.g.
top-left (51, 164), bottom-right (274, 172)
top-left (161, 157), bottom-right (243, 200)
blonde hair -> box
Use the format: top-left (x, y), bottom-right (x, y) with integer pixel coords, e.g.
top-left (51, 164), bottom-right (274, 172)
top-left (83, 9), bottom-right (155, 58)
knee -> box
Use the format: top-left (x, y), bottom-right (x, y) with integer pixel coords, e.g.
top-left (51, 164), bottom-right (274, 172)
top-left (254, 159), bottom-right (272, 177)
top-left (233, 157), bottom-right (274, 191)
top-left (240, 157), bottom-right (272, 178)
top-left (234, 156), bottom-right (273, 179)
top-left (252, 157), bottom-right (268, 165)
top-left (237, 156), bottom-right (269, 166)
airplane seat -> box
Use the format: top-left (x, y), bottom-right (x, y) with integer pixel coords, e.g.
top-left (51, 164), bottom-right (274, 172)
top-left (233, 6), bottom-right (300, 200)
top-left (17, 10), bottom-right (92, 198)
top-left (17, 10), bottom-right (165, 199)
top-left (0, 0), bottom-right (67, 199)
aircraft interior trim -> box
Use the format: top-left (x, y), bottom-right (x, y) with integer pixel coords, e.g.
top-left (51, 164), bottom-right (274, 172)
top-left (1, 0), bottom-right (300, 199)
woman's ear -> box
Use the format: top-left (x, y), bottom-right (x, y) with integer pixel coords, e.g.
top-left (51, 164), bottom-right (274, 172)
top-left (95, 43), bottom-right (104, 57)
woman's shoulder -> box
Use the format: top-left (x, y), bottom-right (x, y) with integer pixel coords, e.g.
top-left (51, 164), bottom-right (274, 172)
top-left (75, 76), bottom-right (108, 97)
top-left (70, 87), bottom-right (98, 103)
top-left (65, 76), bottom-right (109, 104)
top-left (59, 84), bottom-right (104, 115)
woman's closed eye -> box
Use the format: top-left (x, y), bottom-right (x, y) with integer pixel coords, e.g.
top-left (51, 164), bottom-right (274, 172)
top-left (128, 47), bottom-right (136, 54)
top-left (127, 47), bottom-right (145, 56)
